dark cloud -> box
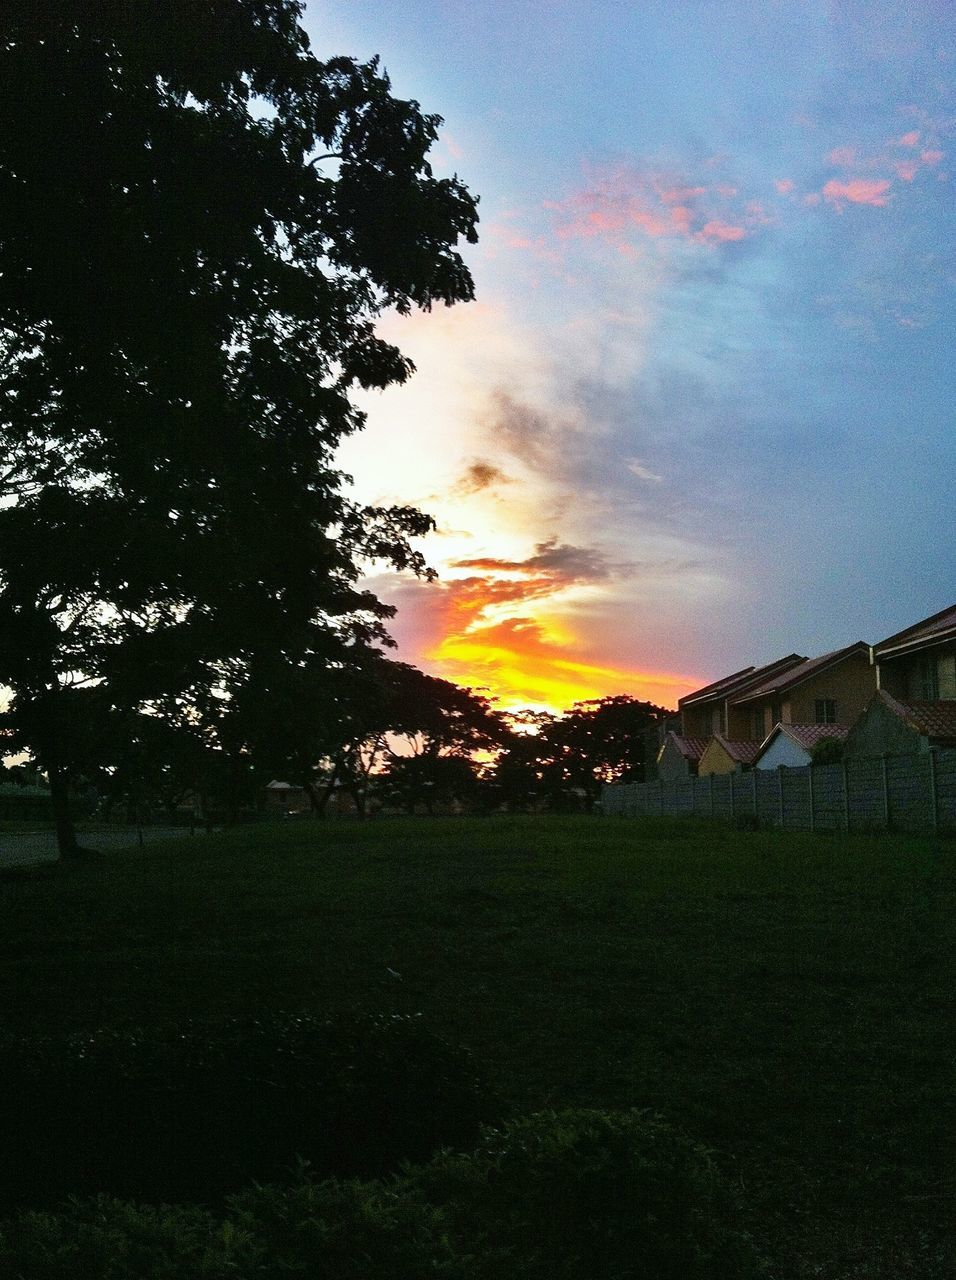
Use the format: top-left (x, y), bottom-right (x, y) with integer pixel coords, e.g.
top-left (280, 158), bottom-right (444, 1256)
top-left (452, 538), bottom-right (621, 585)
top-left (485, 390), bottom-right (556, 471)
top-left (453, 459), bottom-right (512, 495)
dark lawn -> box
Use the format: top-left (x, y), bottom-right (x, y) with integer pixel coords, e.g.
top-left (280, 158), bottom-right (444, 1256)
top-left (1, 815), bottom-right (953, 1276)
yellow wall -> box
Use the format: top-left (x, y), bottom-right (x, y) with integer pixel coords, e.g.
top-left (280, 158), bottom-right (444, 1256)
top-left (697, 738), bottom-right (738, 775)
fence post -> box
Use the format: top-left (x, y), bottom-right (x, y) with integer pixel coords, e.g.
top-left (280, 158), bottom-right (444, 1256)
top-left (928, 750), bottom-right (939, 835)
top-left (709, 773), bottom-right (715, 817)
top-left (842, 759), bottom-right (851, 832)
top-left (752, 770), bottom-right (759, 818)
top-left (881, 754), bottom-right (890, 829)
top-left (658, 780), bottom-right (664, 816)
top-left (807, 765), bottom-right (814, 832)
top-left (777, 767), bottom-right (785, 828)
top-left (729, 771), bottom-right (735, 818)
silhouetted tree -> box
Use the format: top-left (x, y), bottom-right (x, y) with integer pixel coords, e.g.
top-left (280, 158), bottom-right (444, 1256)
top-left (538, 695), bottom-right (669, 811)
top-left (0, 2), bottom-right (478, 854)
top-left (490, 709), bottom-right (556, 811)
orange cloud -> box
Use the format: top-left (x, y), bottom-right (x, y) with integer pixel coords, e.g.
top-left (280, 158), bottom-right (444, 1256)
top-left (432, 615), bottom-right (700, 712)
top-left (377, 536), bottom-right (703, 713)
top-left (822, 178), bottom-right (892, 207)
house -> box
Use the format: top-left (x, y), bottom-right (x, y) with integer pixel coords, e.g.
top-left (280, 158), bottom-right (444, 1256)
top-left (679, 654), bottom-right (806, 741)
top-left (872, 603), bottom-right (956, 702)
top-left (656, 731), bottom-right (707, 781)
top-left (263, 780), bottom-right (311, 815)
top-left (845, 689), bottom-right (956, 758)
top-left (727, 641), bottom-right (875, 742)
top-left (697, 734), bottom-right (762, 776)
top-left (754, 723), bottom-right (849, 770)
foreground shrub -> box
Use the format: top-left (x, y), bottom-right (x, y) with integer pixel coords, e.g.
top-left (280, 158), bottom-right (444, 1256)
top-left (412, 1108), bottom-right (766, 1279)
top-left (0, 1013), bottom-right (495, 1211)
top-left (0, 1109), bottom-right (765, 1279)
top-left (0, 1198), bottom-right (248, 1280)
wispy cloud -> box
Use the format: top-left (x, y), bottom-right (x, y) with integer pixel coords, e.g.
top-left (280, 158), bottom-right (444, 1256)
top-left (543, 162), bottom-right (760, 256)
top-left (627, 458), bottom-right (662, 482)
top-left (822, 178), bottom-right (892, 207)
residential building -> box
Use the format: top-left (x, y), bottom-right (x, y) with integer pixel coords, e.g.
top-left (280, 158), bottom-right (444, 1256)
top-left (679, 654), bottom-right (806, 741)
top-left (656, 731), bottom-right (706, 781)
top-left (845, 690), bottom-right (956, 758)
top-left (872, 603), bottom-right (956, 702)
top-left (727, 641), bottom-right (875, 741)
top-left (754, 723), bottom-right (849, 770)
top-left (697, 734), bottom-right (762, 776)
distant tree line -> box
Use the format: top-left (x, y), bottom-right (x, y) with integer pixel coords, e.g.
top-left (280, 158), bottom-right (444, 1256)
top-left (3, 670), bottom-right (669, 822)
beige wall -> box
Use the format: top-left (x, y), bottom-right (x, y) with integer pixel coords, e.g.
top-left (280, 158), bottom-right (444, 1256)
top-left (730, 652), bottom-right (876, 740)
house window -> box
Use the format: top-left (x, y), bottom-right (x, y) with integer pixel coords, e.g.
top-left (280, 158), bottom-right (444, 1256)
top-left (917, 656), bottom-right (939, 700)
top-left (939, 655), bottom-right (956, 701)
top-left (815, 699), bottom-right (837, 724)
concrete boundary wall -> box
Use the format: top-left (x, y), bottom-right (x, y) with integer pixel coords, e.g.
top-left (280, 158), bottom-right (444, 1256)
top-left (602, 748), bottom-right (956, 833)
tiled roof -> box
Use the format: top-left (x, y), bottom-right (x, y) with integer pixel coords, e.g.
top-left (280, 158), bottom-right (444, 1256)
top-left (875, 603), bottom-right (956, 657)
top-left (711, 734), bottom-right (763, 764)
top-left (663, 732), bottom-right (707, 761)
top-left (678, 665), bottom-right (755, 705)
top-left (877, 690), bottom-right (956, 740)
top-left (772, 723), bottom-right (850, 749)
top-left (731, 642), bottom-right (869, 704)
top-left (680, 654), bottom-right (806, 707)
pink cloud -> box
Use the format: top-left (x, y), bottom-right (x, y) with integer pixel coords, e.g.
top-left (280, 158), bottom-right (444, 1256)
top-left (921, 149), bottom-right (944, 165)
top-left (827, 146), bottom-right (857, 167)
top-left (774, 178), bottom-right (794, 194)
top-left (696, 220), bottom-right (746, 243)
top-left (822, 178), bottom-right (892, 207)
top-left (545, 163), bottom-right (763, 255)
top-left (668, 204), bottom-right (693, 235)
top-left (657, 183), bottom-right (706, 205)
top-left (803, 192), bottom-right (821, 206)
top-left (895, 160), bottom-right (919, 182)
top-left (441, 131), bottom-right (464, 160)
top-left (629, 206), bottom-right (670, 237)
top-left (896, 131), bottom-right (920, 147)
top-left (745, 200), bottom-right (773, 226)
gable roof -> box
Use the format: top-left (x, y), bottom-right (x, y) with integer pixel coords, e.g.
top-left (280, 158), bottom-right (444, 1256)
top-left (873, 689), bottom-right (956, 741)
top-left (755, 723), bottom-right (850, 761)
top-left (875, 603), bottom-right (956, 659)
top-left (731, 642), bottom-right (870, 705)
top-left (659, 731), bottom-right (707, 762)
top-left (709, 734), bottom-right (763, 765)
top-left (679, 654), bottom-right (806, 708)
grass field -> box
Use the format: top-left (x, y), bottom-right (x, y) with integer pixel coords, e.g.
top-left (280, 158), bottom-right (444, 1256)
top-left (1, 815), bottom-right (953, 1277)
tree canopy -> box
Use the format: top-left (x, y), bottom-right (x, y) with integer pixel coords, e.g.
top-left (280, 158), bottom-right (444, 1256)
top-left (0, 1), bottom-right (479, 851)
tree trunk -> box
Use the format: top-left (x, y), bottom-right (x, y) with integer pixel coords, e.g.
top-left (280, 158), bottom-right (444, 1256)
top-left (47, 757), bottom-right (82, 858)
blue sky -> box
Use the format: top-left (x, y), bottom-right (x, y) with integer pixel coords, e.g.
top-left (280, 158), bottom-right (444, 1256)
top-left (307, 1), bottom-right (956, 710)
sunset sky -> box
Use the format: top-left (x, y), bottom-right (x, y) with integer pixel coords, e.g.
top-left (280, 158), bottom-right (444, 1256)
top-left (308, 1), bottom-right (956, 713)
